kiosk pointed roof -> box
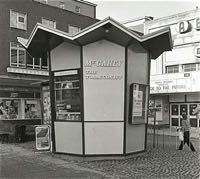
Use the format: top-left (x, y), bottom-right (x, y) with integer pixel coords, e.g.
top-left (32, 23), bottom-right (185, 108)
top-left (18, 17), bottom-right (172, 59)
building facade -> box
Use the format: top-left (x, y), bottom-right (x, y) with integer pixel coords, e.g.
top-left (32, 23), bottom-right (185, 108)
top-left (145, 9), bottom-right (200, 130)
top-left (34, 0), bottom-right (96, 18)
top-left (0, 0), bottom-right (97, 141)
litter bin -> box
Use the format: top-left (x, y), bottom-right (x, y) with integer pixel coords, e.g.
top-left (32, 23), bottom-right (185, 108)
top-left (15, 125), bottom-right (26, 142)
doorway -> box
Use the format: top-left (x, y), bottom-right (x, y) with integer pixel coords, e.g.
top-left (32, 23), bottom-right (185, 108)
top-left (170, 103), bottom-right (200, 129)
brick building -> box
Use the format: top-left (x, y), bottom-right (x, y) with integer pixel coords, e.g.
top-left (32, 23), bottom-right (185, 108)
top-left (0, 0), bottom-right (97, 142)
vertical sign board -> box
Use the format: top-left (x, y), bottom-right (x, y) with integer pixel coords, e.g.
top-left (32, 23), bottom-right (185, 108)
top-left (35, 125), bottom-right (51, 151)
top-left (129, 83), bottom-right (148, 124)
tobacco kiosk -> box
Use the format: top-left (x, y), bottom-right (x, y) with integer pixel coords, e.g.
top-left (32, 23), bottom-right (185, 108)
top-left (18, 17), bottom-right (172, 156)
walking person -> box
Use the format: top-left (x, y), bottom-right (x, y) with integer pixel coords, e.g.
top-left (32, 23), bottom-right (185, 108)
top-left (178, 113), bottom-right (196, 152)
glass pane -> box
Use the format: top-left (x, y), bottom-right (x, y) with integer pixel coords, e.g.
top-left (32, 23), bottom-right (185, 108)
top-left (11, 49), bottom-right (17, 65)
top-left (41, 57), bottom-right (48, 69)
top-left (10, 11), bottom-right (17, 27)
top-left (190, 118), bottom-right (197, 127)
top-left (172, 118), bottom-right (179, 126)
top-left (171, 105), bottom-right (178, 115)
top-left (19, 50), bottom-right (25, 65)
top-left (25, 100), bottom-right (41, 119)
top-left (190, 104), bottom-right (197, 115)
top-left (180, 104), bottom-right (187, 115)
top-left (18, 16), bottom-right (24, 23)
top-left (0, 99), bottom-right (19, 119)
top-left (27, 53), bottom-right (33, 68)
top-left (34, 58), bottom-right (40, 65)
top-left (55, 74), bottom-right (81, 121)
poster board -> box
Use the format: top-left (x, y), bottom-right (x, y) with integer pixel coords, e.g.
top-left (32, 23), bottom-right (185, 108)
top-left (129, 83), bottom-right (148, 124)
top-left (35, 125), bottom-right (51, 151)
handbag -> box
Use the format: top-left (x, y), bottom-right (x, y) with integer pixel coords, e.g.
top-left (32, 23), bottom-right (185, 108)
top-left (179, 130), bottom-right (184, 141)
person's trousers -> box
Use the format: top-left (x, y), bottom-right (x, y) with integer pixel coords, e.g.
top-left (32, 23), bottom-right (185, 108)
top-left (178, 131), bottom-right (195, 151)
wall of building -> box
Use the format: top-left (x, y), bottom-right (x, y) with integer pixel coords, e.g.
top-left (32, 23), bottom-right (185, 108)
top-left (126, 42), bottom-right (148, 153)
top-left (0, 0), bottom-right (98, 75)
top-left (51, 42), bottom-right (81, 71)
top-left (83, 39), bottom-right (125, 154)
top-left (145, 9), bottom-right (200, 75)
top-left (34, 0), bottom-right (96, 18)
top-left (145, 9), bottom-right (200, 129)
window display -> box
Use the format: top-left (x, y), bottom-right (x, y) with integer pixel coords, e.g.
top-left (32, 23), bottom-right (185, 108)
top-left (55, 74), bottom-right (81, 121)
top-left (25, 100), bottom-right (41, 119)
top-left (0, 99), bottom-right (18, 119)
top-left (0, 98), bottom-right (41, 120)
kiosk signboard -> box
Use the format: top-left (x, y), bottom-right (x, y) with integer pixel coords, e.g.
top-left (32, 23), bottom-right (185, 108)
top-left (35, 125), bottom-right (51, 151)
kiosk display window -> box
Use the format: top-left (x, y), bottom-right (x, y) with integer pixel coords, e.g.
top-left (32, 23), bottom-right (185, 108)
top-left (55, 74), bottom-right (81, 121)
top-left (129, 83), bottom-right (148, 124)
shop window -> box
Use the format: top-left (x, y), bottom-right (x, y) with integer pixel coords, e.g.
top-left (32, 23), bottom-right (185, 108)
top-left (25, 100), bottom-right (41, 119)
top-left (55, 74), bottom-right (81, 121)
top-left (42, 18), bottom-right (56, 28)
top-left (68, 25), bottom-right (81, 36)
top-left (10, 10), bottom-right (27, 30)
top-left (10, 42), bottom-right (26, 68)
top-left (166, 65), bottom-right (179, 73)
top-left (0, 99), bottom-right (19, 119)
top-left (182, 63), bottom-right (197, 72)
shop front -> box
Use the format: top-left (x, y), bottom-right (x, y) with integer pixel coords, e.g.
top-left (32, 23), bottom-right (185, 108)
top-left (0, 81), bottom-right (42, 142)
top-left (18, 17), bottom-right (172, 156)
top-left (150, 71), bottom-right (200, 130)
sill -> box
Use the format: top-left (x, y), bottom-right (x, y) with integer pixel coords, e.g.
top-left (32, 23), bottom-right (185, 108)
top-left (7, 67), bottom-right (49, 76)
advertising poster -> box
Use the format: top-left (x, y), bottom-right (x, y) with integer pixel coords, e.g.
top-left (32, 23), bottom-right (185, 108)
top-left (42, 88), bottom-right (51, 125)
top-left (132, 89), bottom-right (143, 117)
top-left (35, 125), bottom-right (51, 151)
top-left (129, 83), bottom-right (147, 124)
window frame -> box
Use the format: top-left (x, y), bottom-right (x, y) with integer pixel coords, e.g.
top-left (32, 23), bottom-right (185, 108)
top-left (182, 63), bottom-right (197, 72)
top-left (42, 18), bottom-right (56, 29)
top-left (166, 65), bottom-right (179, 74)
top-left (10, 9), bottom-right (27, 30)
top-left (68, 24), bottom-right (81, 36)
top-left (10, 42), bottom-right (26, 68)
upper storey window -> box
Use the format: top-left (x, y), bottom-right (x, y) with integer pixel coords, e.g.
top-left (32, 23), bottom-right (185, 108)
top-left (10, 10), bottom-right (27, 30)
top-left (166, 65), bottom-right (179, 73)
top-left (10, 42), bottom-right (26, 68)
top-left (42, 18), bottom-right (56, 28)
top-left (68, 25), bottom-right (81, 36)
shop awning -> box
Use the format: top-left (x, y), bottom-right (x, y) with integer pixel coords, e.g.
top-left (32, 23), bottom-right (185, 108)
top-left (18, 17), bottom-right (173, 59)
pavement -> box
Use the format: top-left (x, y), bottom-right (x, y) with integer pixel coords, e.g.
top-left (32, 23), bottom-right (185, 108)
top-left (0, 133), bottom-right (200, 179)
